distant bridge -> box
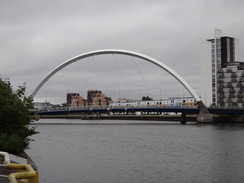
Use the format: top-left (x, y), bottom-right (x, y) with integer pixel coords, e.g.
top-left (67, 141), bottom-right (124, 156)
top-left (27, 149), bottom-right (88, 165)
top-left (34, 106), bottom-right (244, 124)
top-left (31, 49), bottom-right (200, 101)
top-left (32, 49), bottom-right (213, 122)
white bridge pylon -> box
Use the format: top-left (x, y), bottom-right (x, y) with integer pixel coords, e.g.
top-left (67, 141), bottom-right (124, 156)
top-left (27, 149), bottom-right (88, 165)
top-left (32, 49), bottom-right (201, 102)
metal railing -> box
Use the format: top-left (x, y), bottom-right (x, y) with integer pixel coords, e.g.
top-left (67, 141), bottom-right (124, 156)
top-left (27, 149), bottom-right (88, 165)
top-left (0, 151), bottom-right (38, 183)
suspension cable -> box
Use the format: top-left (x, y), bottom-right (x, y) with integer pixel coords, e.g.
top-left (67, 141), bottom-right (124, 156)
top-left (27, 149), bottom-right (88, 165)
top-left (112, 53), bottom-right (133, 100)
top-left (75, 57), bottom-right (101, 108)
top-left (89, 56), bottom-right (104, 107)
top-left (131, 56), bottom-right (153, 98)
top-left (75, 60), bottom-right (90, 94)
top-left (54, 69), bottom-right (68, 104)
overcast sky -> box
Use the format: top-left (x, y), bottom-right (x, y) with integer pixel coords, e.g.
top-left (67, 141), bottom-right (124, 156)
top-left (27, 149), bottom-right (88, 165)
top-left (1, 0), bottom-right (244, 103)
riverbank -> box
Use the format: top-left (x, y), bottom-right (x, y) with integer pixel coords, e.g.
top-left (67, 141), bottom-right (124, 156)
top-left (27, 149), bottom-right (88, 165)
top-left (39, 114), bottom-right (244, 123)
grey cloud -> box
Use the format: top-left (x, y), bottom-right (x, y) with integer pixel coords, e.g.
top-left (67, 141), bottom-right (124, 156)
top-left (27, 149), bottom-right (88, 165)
top-left (1, 0), bottom-right (244, 103)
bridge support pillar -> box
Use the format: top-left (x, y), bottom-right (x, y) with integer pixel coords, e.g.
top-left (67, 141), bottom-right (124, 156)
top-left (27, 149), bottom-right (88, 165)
top-left (180, 113), bottom-right (186, 125)
top-left (197, 101), bottom-right (213, 123)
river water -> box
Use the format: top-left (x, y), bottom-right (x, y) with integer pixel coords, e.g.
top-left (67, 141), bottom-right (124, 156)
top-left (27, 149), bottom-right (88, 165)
top-left (26, 119), bottom-right (244, 183)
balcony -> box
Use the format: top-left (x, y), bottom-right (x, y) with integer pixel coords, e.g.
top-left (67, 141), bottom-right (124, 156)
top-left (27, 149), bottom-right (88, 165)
top-left (231, 73), bottom-right (237, 78)
top-left (226, 83), bottom-right (233, 88)
top-left (218, 94), bottom-right (225, 99)
top-left (237, 99), bottom-right (243, 103)
top-left (237, 93), bottom-right (243, 99)
top-left (240, 77), bottom-right (244, 82)
top-left (217, 68), bottom-right (223, 73)
top-left (218, 74), bottom-right (225, 79)
top-left (217, 84), bottom-right (225, 89)
top-left (228, 93), bottom-right (236, 98)
top-left (217, 79), bottom-right (224, 84)
top-left (237, 83), bottom-right (243, 88)
top-left (227, 98), bottom-right (233, 103)
top-left (218, 91), bottom-right (224, 95)
top-left (239, 88), bottom-right (244, 93)
top-left (226, 69), bottom-right (233, 73)
top-left (217, 99), bottom-right (225, 106)
top-left (229, 89), bottom-right (235, 93)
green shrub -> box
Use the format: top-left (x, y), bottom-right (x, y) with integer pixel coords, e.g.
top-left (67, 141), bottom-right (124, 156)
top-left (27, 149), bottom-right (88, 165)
top-left (0, 78), bottom-right (38, 154)
top-left (0, 133), bottom-right (30, 154)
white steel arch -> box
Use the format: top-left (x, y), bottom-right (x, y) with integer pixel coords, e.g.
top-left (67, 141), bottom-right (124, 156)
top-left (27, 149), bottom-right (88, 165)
top-left (32, 49), bottom-right (201, 102)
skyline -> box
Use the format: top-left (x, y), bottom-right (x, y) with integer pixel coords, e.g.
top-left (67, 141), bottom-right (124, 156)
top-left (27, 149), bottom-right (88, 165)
top-left (1, 0), bottom-right (244, 103)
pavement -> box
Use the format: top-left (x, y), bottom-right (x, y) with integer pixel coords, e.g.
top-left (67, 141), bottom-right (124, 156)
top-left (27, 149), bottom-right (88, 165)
top-left (0, 165), bottom-right (14, 183)
top-left (0, 176), bottom-right (9, 183)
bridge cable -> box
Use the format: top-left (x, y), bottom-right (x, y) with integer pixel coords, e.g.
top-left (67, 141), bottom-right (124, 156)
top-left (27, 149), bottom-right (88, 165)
top-left (90, 55), bottom-right (111, 108)
top-left (70, 61), bottom-right (86, 108)
top-left (90, 56), bottom-right (101, 108)
top-left (59, 69), bottom-right (70, 102)
top-left (36, 80), bottom-right (49, 103)
top-left (75, 60), bottom-right (90, 103)
top-left (74, 58), bottom-right (97, 108)
top-left (46, 69), bottom-right (68, 106)
top-left (67, 61), bottom-right (80, 108)
top-left (131, 56), bottom-right (153, 99)
top-left (112, 53), bottom-right (133, 101)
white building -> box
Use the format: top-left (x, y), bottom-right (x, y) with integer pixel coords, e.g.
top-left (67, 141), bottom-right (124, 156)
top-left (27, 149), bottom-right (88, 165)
top-left (109, 97), bottom-right (197, 108)
top-left (33, 102), bottom-right (51, 111)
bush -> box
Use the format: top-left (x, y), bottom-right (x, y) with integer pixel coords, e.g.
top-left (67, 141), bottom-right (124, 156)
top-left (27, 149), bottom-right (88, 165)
top-left (0, 78), bottom-right (38, 154)
top-left (0, 133), bottom-right (30, 154)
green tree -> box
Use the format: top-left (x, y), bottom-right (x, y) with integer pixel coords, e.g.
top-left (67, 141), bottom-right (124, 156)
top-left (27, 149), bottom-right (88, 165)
top-left (0, 78), bottom-right (38, 154)
top-left (142, 96), bottom-right (153, 101)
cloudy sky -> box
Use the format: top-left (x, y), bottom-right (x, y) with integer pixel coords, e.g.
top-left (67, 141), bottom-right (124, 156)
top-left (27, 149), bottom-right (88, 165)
top-left (1, 0), bottom-right (244, 103)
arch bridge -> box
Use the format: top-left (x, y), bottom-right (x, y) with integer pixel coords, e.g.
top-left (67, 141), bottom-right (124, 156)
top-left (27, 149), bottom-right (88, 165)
top-left (32, 49), bottom-right (212, 123)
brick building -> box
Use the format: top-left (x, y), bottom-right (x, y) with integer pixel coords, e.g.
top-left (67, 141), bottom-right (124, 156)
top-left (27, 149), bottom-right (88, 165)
top-left (67, 93), bottom-right (87, 108)
top-left (87, 90), bottom-right (113, 107)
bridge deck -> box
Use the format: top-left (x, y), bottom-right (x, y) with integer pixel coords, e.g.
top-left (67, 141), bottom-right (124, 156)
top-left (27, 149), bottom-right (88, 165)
top-left (36, 107), bottom-right (244, 115)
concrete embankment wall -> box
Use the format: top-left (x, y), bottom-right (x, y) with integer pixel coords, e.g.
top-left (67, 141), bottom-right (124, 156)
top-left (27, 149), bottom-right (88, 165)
top-left (39, 114), bottom-right (244, 123)
top-left (212, 115), bottom-right (244, 123)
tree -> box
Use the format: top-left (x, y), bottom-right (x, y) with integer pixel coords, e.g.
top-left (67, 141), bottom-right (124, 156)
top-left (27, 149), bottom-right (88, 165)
top-left (0, 78), bottom-right (38, 154)
top-left (142, 96), bottom-right (153, 101)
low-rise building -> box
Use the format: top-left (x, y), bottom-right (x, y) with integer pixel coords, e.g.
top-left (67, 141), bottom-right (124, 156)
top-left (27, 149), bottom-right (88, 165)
top-left (87, 90), bottom-right (113, 107)
top-left (33, 102), bottom-right (51, 111)
top-left (109, 97), bottom-right (197, 108)
top-left (67, 93), bottom-right (87, 108)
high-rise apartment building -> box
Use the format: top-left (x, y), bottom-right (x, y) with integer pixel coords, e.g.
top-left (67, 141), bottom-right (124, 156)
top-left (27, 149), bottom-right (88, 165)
top-left (201, 29), bottom-right (243, 107)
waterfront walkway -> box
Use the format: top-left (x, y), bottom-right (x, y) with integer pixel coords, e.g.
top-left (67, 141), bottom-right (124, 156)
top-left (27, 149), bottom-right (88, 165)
top-left (0, 157), bottom-right (14, 183)
top-left (0, 167), bottom-right (12, 183)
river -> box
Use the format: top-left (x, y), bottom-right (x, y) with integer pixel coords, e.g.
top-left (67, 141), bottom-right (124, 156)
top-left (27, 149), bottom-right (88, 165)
top-left (26, 119), bottom-right (244, 183)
